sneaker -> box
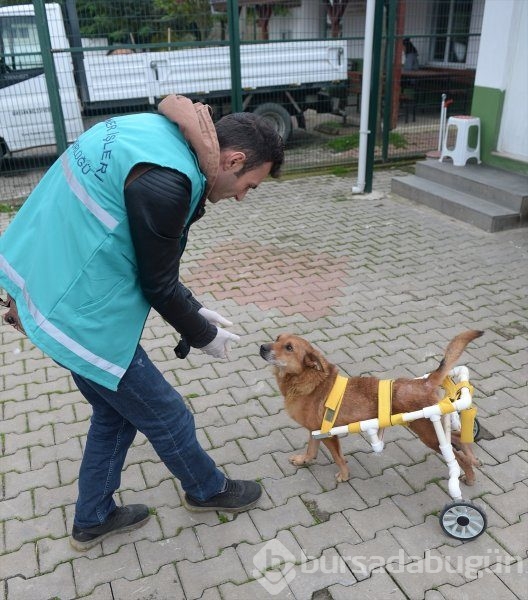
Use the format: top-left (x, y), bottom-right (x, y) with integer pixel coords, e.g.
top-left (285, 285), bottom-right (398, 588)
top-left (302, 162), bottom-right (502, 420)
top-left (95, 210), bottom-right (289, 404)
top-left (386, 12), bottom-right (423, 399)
top-left (70, 504), bottom-right (150, 551)
top-left (183, 479), bottom-right (262, 513)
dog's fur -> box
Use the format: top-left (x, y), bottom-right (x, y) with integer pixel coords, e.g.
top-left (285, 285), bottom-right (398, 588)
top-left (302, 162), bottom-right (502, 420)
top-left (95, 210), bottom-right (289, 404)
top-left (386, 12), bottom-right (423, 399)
top-left (260, 330), bottom-right (483, 484)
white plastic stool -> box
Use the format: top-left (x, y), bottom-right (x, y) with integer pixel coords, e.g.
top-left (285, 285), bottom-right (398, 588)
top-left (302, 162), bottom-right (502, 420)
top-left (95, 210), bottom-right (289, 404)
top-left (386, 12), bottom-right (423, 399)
top-left (439, 115), bottom-right (481, 167)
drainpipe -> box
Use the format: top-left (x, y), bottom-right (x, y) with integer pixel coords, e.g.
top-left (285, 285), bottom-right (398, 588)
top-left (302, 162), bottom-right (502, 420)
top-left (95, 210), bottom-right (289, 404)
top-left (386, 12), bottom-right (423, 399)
top-left (353, 0), bottom-right (376, 193)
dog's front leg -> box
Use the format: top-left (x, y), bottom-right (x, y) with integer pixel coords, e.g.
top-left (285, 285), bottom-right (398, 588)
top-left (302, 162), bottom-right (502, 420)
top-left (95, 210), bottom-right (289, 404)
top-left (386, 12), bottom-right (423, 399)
top-left (289, 434), bottom-right (320, 467)
top-left (322, 436), bottom-right (350, 482)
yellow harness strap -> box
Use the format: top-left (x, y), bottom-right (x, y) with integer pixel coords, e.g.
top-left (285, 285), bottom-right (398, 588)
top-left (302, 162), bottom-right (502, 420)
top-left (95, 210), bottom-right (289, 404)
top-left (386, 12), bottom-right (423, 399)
top-left (460, 407), bottom-right (477, 443)
top-left (438, 377), bottom-right (475, 415)
top-left (442, 376), bottom-right (458, 399)
top-left (442, 376), bottom-right (474, 400)
top-left (320, 375), bottom-right (348, 434)
top-left (378, 379), bottom-right (394, 429)
top-left (441, 376), bottom-right (476, 443)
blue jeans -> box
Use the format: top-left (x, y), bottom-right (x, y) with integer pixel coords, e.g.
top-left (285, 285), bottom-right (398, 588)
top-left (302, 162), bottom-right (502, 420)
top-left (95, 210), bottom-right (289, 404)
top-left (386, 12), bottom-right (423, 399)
top-left (71, 345), bottom-right (225, 528)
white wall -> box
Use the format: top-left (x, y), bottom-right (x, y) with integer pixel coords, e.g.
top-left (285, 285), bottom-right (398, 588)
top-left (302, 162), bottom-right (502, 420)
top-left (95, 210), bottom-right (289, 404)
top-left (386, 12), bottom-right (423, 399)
top-left (496, 1), bottom-right (528, 161)
top-left (475, 0), bottom-right (517, 89)
top-left (269, 0), bottom-right (322, 40)
top-left (340, 0), bottom-right (367, 60)
top-left (475, 0), bottom-right (528, 161)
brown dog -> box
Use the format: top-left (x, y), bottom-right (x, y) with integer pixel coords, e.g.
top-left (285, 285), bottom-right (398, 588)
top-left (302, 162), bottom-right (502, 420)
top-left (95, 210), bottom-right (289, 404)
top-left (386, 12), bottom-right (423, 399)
top-left (260, 330), bottom-right (483, 484)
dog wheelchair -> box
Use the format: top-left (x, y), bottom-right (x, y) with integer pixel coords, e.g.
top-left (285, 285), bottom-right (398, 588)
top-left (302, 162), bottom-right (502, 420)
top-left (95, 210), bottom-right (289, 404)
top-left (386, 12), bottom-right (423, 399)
top-left (312, 366), bottom-right (487, 541)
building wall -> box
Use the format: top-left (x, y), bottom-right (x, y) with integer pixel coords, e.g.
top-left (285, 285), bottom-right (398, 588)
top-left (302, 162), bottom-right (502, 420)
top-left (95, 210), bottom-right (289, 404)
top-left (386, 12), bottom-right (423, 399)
top-left (268, 0), bottom-right (323, 40)
top-left (473, 0), bottom-right (528, 173)
top-left (268, 0), bottom-right (485, 67)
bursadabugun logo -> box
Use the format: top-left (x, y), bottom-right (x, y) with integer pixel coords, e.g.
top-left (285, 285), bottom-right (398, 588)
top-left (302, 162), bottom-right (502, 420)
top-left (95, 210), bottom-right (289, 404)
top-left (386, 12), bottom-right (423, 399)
top-left (251, 539), bottom-right (307, 595)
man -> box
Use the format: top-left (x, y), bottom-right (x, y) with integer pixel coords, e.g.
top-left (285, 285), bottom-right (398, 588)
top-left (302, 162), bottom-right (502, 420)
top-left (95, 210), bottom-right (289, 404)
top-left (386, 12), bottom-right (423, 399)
top-left (0, 94), bottom-right (284, 551)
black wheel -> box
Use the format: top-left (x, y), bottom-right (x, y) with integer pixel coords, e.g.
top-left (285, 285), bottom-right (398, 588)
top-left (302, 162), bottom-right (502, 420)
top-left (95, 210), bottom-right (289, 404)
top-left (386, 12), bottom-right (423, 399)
top-left (252, 102), bottom-right (292, 141)
top-left (0, 139), bottom-right (7, 171)
top-left (473, 417), bottom-right (481, 441)
top-left (440, 501), bottom-right (487, 541)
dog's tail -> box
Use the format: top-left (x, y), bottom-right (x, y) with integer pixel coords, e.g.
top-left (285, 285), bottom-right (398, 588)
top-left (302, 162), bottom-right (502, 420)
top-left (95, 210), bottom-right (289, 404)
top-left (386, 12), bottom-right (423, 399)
top-left (426, 330), bottom-right (484, 388)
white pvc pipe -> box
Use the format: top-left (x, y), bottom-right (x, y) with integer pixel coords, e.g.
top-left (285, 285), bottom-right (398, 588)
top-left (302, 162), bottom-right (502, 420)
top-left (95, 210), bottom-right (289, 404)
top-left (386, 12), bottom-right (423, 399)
top-left (442, 412), bottom-right (452, 445)
top-left (437, 93), bottom-right (447, 152)
top-left (431, 414), bottom-right (462, 501)
top-left (366, 428), bottom-right (384, 453)
top-left (353, 0), bottom-right (376, 194)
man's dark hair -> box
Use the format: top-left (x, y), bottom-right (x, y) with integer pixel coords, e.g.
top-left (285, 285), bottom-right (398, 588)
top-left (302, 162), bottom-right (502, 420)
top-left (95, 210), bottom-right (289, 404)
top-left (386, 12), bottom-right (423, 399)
top-left (215, 112), bottom-right (285, 178)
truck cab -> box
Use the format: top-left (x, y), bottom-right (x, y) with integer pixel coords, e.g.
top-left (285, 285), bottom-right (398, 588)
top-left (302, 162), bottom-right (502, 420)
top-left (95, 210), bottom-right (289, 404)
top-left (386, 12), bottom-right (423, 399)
top-left (0, 3), bottom-right (84, 157)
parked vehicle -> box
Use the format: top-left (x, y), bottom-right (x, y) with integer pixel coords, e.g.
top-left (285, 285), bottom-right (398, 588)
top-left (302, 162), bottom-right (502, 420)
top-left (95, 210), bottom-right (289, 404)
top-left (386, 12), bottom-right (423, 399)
top-left (0, 2), bottom-right (347, 158)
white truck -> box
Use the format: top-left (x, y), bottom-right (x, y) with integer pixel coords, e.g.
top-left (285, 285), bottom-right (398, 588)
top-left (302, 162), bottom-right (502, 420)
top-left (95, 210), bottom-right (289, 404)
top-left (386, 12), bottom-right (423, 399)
top-left (0, 2), bottom-right (347, 158)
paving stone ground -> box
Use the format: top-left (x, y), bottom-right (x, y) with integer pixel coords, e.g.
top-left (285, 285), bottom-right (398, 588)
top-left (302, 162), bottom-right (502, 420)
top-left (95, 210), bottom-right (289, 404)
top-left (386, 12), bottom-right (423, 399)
top-left (1, 168), bottom-right (527, 600)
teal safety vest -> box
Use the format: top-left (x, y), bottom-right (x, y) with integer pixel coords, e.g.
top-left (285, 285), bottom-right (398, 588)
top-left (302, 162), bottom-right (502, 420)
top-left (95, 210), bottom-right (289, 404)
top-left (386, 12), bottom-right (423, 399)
top-left (0, 114), bottom-right (206, 390)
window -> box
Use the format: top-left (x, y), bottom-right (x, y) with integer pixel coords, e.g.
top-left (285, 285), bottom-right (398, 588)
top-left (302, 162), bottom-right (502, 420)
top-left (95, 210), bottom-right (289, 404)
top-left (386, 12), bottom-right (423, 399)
top-left (0, 16), bottom-right (43, 71)
top-left (431, 0), bottom-right (473, 64)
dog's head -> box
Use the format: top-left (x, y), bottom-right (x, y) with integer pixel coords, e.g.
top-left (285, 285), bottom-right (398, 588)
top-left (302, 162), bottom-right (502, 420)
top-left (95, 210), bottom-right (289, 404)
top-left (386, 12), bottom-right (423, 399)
top-left (260, 333), bottom-right (327, 376)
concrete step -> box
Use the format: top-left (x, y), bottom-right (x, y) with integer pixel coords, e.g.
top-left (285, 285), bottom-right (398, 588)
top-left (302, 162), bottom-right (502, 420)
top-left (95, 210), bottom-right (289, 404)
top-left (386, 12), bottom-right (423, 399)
top-left (415, 160), bottom-right (528, 214)
top-left (391, 174), bottom-right (521, 233)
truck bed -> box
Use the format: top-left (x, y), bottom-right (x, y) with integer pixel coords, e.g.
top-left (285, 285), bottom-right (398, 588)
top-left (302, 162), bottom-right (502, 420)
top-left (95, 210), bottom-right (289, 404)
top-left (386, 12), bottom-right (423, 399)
top-left (83, 40), bottom-right (347, 104)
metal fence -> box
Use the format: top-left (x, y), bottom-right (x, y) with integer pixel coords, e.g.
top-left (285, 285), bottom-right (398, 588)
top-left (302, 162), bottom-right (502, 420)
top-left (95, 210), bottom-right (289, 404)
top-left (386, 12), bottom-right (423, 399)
top-left (0, 0), bottom-right (482, 199)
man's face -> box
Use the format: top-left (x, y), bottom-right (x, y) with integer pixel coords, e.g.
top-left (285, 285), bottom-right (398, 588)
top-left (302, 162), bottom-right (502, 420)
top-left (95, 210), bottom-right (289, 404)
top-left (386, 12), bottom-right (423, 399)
top-left (208, 150), bottom-right (272, 203)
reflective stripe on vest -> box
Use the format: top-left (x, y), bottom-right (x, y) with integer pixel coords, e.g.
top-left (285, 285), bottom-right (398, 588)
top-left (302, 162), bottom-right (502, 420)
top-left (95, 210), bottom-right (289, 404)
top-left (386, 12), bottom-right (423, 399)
top-left (0, 255), bottom-right (125, 379)
top-left (61, 154), bottom-right (119, 230)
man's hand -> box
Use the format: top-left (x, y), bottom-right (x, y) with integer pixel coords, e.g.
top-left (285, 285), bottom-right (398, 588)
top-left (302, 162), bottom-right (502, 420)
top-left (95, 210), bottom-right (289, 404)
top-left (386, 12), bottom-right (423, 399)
top-left (175, 308), bottom-right (235, 360)
top-left (200, 327), bottom-right (240, 359)
top-left (198, 307), bottom-right (233, 328)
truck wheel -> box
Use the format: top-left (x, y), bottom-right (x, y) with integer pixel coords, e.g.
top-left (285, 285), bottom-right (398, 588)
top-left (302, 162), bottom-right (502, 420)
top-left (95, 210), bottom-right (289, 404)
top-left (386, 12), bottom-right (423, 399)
top-left (0, 139), bottom-right (7, 171)
top-left (252, 103), bottom-right (292, 141)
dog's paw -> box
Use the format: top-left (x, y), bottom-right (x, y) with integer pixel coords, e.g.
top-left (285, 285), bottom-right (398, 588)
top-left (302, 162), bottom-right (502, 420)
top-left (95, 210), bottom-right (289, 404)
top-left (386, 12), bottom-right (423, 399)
top-left (460, 474), bottom-right (475, 486)
top-left (336, 471), bottom-right (350, 482)
top-left (289, 454), bottom-right (310, 466)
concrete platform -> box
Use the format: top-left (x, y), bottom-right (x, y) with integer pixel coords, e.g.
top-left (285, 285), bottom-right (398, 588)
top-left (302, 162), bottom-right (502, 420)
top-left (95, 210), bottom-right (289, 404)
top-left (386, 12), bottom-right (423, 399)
top-left (392, 159), bottom-right (528, 232)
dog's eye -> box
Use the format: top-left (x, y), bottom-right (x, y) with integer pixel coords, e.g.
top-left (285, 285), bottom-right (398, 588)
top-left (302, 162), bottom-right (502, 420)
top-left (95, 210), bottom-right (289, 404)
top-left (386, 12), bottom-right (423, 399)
top-left (285, 343), bottom-right (294, 352)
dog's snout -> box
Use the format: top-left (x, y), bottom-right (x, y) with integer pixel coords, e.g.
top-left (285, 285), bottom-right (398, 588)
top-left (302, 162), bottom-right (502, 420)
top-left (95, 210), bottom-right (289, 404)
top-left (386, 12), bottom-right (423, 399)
top-left (259, 343), bottom-right (271, 359)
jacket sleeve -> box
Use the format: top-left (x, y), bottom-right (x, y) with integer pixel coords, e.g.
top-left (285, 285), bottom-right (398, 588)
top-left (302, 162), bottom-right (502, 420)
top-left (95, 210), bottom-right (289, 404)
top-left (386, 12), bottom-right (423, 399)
top-left (124, 165), bottom-right (216, 348)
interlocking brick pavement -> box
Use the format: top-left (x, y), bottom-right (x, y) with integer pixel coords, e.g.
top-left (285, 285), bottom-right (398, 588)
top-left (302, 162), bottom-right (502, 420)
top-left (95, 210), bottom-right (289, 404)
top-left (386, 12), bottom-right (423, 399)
top-left (1, 169), bottom-right (527, 599)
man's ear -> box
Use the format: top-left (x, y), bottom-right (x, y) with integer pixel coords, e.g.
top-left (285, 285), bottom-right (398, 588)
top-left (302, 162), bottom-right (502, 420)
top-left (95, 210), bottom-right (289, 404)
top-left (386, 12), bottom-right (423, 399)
top-left (221, 150), bottom-right (246, 171)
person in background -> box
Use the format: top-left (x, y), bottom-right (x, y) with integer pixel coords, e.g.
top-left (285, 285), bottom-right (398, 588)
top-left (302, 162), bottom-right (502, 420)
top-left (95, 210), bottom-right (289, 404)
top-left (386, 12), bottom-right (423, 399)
top-left (403, 37), bottom-right (419, 71)
top-left (0, 94), bottom-right (285, 551)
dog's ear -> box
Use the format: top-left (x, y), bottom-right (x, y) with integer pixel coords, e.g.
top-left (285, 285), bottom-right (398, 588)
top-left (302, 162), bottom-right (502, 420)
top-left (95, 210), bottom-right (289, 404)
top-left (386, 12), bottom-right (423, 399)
top-left (304, 352), bottom-right (324, 371)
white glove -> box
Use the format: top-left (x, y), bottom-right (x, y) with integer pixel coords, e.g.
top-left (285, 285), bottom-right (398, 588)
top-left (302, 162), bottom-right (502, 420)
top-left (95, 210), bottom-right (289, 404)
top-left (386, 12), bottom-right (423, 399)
top-left (198, 307), bottom-right (233, 328)
top-left (200, 327), bottom-right (240, 359)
